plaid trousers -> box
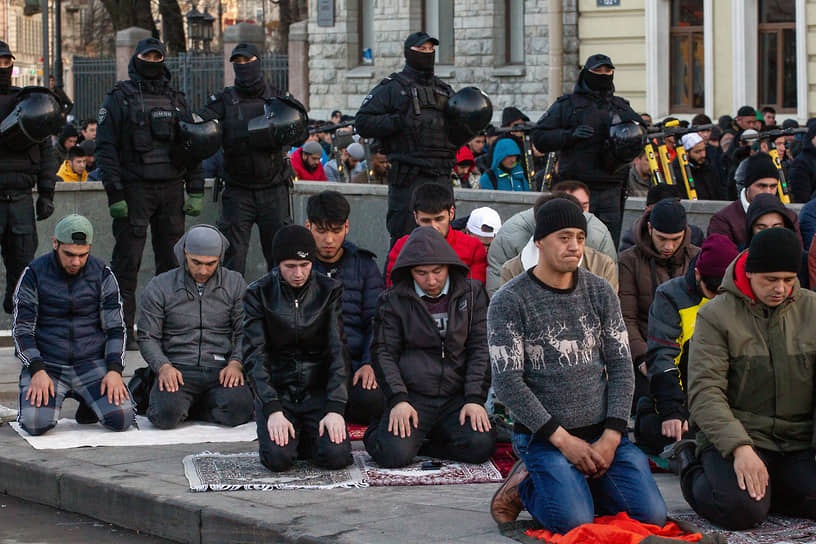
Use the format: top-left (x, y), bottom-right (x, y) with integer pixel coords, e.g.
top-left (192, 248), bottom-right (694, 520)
top-left (18, 358), bottom-right (135, 436)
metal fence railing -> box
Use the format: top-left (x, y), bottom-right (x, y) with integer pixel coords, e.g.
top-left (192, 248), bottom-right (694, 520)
top-left (71, 53), bottom-right (289, 123)
top-left (71, 56), bottom-right (116, 123)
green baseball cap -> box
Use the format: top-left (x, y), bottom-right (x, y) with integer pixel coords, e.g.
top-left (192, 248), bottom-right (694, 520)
top-left (54, 214), bottom-right (93, 245)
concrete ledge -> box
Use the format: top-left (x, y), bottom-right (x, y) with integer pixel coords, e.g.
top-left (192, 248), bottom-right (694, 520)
top-left (345, 66), bottom-right (376, 79)
top-left (491, 65), bottom-right (526, 78)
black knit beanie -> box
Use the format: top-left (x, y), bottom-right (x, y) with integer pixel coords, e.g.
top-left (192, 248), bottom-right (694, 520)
top-left (743, 152), bottom-right (780, 188)
top-left (745, 227), bottom-right (801, 274)
top-left (649, 198), bottom-right (687, 234)
top-left (271, 225), bottom-right (317, 265)
top-left (534, 199), bottom-right (587, 241)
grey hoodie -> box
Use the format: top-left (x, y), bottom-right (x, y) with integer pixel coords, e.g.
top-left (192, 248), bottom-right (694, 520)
top-left (137, 225), bottom-right (248, 372)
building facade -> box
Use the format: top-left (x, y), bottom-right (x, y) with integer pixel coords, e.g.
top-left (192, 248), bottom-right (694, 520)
top-left (302, 0), bottom-right (815, 123)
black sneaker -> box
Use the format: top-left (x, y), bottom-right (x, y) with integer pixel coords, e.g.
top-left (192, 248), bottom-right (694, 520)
top-left (126, 327), bottom-right (139, 351)
top-left (660, 439), bottom-right (696, 475)
top-left (75, 398), bottom-right (99, 424)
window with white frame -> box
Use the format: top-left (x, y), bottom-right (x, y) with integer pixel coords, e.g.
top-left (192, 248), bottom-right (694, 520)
top-left (504, 0), bottom-right (524, 64)
top-left (423, 0), bottom-right (454, 65)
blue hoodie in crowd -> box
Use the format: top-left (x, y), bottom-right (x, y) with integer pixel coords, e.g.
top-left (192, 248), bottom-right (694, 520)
top-left (478, 138), bottom-right (529, 191)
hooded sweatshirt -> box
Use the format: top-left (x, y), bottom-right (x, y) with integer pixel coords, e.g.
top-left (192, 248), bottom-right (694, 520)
top-left (618, 214), bottom-right (700, 362)
top-left (57, 160), bottom-right (87, 182)
top-left (137, 226), bottom-right (248, 371)
top-left (372, 227), bottom-right (490, 406)
top-left (386, 224), bottom-right (487, 286)
top-left (478, 138), bottom-right (529, 191)
top-left (453, 146), bottom-right (476, 188)
top-left (743, 193), bottom-right (796, 248)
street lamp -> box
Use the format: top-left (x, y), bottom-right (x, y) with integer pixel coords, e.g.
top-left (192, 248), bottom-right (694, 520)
top-left (201, 8), bottom-right (215, 53)
top-left (185, 5), bottom-right (203, 52)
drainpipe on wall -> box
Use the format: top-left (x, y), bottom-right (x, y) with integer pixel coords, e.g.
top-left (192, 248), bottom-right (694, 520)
top-left (548, 0), bottom-right (563, 104)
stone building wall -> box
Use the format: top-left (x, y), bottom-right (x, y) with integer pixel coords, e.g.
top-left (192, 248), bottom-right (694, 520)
top-left (304, 0), bottom-right (579, 122)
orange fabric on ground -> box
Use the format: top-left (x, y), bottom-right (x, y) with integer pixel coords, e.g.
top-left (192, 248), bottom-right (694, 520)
top-left (525, 512), bottom-right (703, 544)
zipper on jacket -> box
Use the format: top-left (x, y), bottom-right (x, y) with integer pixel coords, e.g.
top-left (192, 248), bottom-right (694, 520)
top-left (67, 278), bottom-right (74, 363)
top-left (197, 290), bottom-right (203, 366)
top-left (294, 297), bottom-right (301, 390)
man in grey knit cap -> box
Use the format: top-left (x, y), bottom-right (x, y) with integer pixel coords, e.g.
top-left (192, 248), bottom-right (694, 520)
top-left (138, 224), bottom-right (253, 429)
top-left (487, 199), bottom-right (666, 533)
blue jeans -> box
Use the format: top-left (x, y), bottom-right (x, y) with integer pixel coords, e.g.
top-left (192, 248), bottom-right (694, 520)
top-left (513, 432), bottom-right (667, 534)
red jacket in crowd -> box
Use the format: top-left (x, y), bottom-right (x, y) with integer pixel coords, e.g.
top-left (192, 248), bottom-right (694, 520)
top-left (290, 147), bottom-right (327, 181)
top-left (385, 227), bottom-right (487, 287)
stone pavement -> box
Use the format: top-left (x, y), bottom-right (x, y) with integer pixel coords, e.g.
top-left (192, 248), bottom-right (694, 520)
top-left (0, 347), bottom-right (691, 544)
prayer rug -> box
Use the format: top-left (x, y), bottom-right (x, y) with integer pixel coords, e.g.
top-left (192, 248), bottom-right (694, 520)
top-left (348, 423), bottom-right (367, 441)
top-left (183, 450), bottom-right (503, 491)
top-left (670, 511), bottom-right (816, 544)
top-left (9, 415), bottom-right (256, 449)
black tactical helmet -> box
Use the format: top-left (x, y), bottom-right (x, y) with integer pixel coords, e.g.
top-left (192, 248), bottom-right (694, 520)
top-left (607, 114), bottom-right (646, 163)
top-left (0, 87), bottom-right (62, 149)
top-left (172, 118), bottom-right (222, 165)
top-left (445, 87), bottom-right (493, 147)
top-left (247, 96), bottom-right (309, 150)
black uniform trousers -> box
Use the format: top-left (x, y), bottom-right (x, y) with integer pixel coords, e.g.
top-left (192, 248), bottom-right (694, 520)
top-left (0, 192), bottom-right (36, 313)
top-left (256, 392), bottom-right (353, 473)
top-left (364, 393), bottom-right (496, 468)
top-left (146, 366), bottom-right (254, 430)
top-left (111, 180), bottom-right (185, 329)
top-left (587, 183), bottom-right (624, 247)
top-left (681, 446), bottom-right (816, 530)
top-left (346, 380), bottom-right (385, 425)
top-left (217, 184), bottom-right (291, 275)
top-left (387, 166), bottom-right (452, 247)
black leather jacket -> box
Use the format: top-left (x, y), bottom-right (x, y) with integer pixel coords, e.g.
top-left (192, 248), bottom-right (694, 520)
top-left (242, 269), bottom-right (350, 419)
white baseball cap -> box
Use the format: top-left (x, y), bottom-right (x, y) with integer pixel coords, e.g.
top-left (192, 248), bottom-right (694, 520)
top-left (466, 207), bottom-right (502, 238)
top-left (680, 132), bottom-right (703, 150)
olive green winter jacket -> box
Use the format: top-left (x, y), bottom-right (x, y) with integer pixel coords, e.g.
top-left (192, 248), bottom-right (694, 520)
top-left (688, 251), bottom-right (816, 457)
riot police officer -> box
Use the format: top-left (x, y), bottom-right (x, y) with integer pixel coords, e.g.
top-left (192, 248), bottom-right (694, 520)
top-left (355, 32), bottom-right (459, 245)
top-left (532, 54), bottom-right (642, 244)
top-left (199, 43), bottom-right (299, 274)
top-left (0, 41), bottom-right (57, 313)
top-left (95, 38), bottom-right (204, 348)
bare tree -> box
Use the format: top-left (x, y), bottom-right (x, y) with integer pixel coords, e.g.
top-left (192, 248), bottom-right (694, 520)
top-left (99, 0), bottom-right (157, 33)
top-left (277, 0), bottom-right (307, 54)
top-left (158, 0), bottom-right (186, 54)
top-left (80, 0), bottom-right (115, 56)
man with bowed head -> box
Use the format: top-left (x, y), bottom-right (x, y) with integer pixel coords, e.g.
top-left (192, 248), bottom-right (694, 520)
top-left (242, 225), bottom-right (352, 472)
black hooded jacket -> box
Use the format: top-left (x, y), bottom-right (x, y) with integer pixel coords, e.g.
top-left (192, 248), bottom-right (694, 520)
top-left (532, 70), bottom-right (641, 186)
top-left (242, 268), bottom-right (350, 419)
top-left (743, 193), bottom-right (796, 248)
top-left (95, 55), bottom-right (204, 204)
top-left (788, 120), bottom-right (816, 203)
top-left (371, 227), bottom-right (490, 409)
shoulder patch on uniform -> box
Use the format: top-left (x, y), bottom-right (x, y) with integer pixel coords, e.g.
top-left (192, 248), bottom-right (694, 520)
top-left (97, 107), bottom-right (107, 124)
top-left (361, 93), bottom-right (374, 106)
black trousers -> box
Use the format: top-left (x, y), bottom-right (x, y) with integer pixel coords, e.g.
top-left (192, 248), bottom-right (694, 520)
top-left (217, 184), bottom-right (291, 275)
top-left (111, 180), bottom-right (185, 329)
top-left (146, 366), bottom-right (254, 429)
top-left (364, 393), bottom-right (496, 468)
top-left (256, 393), bottom-right (352, 472)
top-left (386, 168), bottom-right (451, 246)
top-left (587, 184), bottom-right (624, 246)
top-left (681, 446), bottom-right (816, 530)
top-left (0, 193), bottom-right (36, 313)
top-left (345, 380), bottom-right (384, 425)
top-left (633, 397), bottom-right (694, 456)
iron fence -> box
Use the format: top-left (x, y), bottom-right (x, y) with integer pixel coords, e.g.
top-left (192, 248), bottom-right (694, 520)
top-left (71, 53), bottom-right (289, 123)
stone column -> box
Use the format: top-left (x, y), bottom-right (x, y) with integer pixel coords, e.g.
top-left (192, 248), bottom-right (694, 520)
top-left (223, 23), bottom-right (265, 88)
top-left (115, 27), bottom-right (152, 82)
top-left (287, 20), bottom-right (309, 107)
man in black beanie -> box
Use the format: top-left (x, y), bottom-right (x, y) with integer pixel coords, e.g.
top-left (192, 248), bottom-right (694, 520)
top-left (355, 32), bottom-right (460, 245)
top-left (665, 227), bottom-right (816, 530)
top-left (619, 198), bottom-right (700, 409)
top-left (242, 224), bottom-right (353, 472)
top-left (708, 152), bottom-right (803, 249)
top-left (489, 198), bottom-right (666, 530)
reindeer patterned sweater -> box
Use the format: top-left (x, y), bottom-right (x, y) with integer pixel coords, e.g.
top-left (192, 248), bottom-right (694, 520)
top-left (487, 268), bottom-right (634, 441)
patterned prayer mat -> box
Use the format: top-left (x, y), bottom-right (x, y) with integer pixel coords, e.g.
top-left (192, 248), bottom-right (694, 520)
top-left (670, 511), bottom-right (816, 544)
top-left (183, 450), bottom-right (503, 491)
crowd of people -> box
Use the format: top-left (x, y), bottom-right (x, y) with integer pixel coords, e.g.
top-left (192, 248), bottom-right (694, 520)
top-left (3, 27), bottom-right (816, 539)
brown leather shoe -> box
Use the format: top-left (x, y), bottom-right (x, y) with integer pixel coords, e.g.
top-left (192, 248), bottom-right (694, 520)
top-left (490, 460), bottom-right (528, 524)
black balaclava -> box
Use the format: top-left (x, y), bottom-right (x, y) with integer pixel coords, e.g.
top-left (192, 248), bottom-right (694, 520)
top-left (0, 65), bottom-right (12, 92)
top-left (405, 47), bottom-right (435, 73)
top-left (134, 56), bottom-right (165, 80)
top-left (583, 69), bottom-right (613, 93)
top-left (234, 59), bottom-right (263, 93)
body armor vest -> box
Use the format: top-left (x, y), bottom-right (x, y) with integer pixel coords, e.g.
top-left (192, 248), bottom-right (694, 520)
top-left (115, 80), bottom-right (185, 182)
top-left (0, 88), bottom-right (41, 190)
top-left (221, 86), bottom-right (288, 188)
